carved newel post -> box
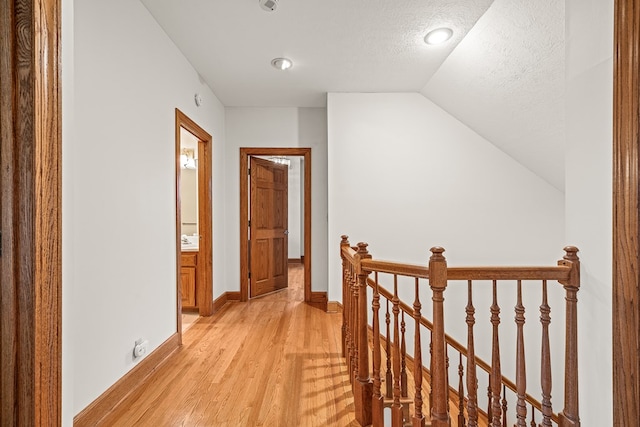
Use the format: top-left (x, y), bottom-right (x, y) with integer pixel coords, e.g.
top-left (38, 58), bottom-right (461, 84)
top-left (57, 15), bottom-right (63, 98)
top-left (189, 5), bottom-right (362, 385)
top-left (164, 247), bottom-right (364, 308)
top-left (353, 242), bottom-right (373, 426)
top-left (558, 246), bottom-right (580, 427)
top-left (429, 247), bottom-right (450, 427)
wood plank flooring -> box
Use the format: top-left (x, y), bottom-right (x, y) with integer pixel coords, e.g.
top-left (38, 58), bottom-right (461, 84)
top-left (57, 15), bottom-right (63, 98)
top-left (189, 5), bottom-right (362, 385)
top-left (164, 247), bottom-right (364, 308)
top-left (103, 265), bottom-right (359, 426)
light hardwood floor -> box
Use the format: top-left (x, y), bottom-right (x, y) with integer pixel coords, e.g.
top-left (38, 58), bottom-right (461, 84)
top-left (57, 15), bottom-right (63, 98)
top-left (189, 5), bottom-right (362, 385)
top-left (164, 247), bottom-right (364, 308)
top-left (103, 264), bottom-right (359, 426)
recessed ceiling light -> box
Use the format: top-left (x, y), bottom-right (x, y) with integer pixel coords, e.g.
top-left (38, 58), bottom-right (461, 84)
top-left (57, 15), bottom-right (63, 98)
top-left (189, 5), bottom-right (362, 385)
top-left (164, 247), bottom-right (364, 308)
top-left (259, 0), bottom-right (278, 12)
top-left (424, 27), bottom-right (453, 45)
top-left (271, 58), bottom-right (293, 71)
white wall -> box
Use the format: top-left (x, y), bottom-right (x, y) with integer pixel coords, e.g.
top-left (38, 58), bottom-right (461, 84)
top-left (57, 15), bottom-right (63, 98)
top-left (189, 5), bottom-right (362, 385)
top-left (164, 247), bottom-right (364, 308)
top-left (224, 107), bottom-right (328, 292)
top-left (565, 0), bottom-right (613, 424)
top-left (328, 93), bottom-right (565, 290)
top-left (69, 0), bottom-right (226, 416)
top-left (288, 159), bottom-right (302, 259)
top-left (328, 92), bottom-right (567, 413)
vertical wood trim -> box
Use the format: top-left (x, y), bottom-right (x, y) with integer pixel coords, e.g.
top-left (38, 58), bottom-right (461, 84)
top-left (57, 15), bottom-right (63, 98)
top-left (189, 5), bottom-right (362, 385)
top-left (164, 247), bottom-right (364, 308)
top-left (176, 109), bottom-right (213, 317)
top-left (240, 147), bottom-right (312, 303)
top-left (197, 136), bottom-right (213, 315)
top-left (303, 150), bottom-right (312, 303)
top-left (34, 1), bottom-right (62, 422)
top-left (0, 0), bottom-right (62, 424)
top-left (0, 0), bottom-right (18, 420)
top-left (174, 111), bottom-right (184, 341)
top-left (240, 151), bottom-right (249, 302)
top-left (613, 0), bottom-right (640, 424)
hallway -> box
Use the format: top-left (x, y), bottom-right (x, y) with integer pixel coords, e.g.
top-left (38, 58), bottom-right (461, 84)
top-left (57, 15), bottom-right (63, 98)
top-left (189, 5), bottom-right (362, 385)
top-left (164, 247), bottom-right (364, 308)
top-left (102, 265), bottom-right (358, 426)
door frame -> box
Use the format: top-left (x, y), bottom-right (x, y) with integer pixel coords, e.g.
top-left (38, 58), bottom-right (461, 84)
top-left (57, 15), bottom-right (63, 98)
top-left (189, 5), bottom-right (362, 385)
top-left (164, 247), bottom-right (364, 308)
top-left (0, 0), bottom-right (61, 424)
top-left (175, 109), bottom-right (214, 334)
top-left (240, 147), bottom-right (312, 303)
top-left (612, 0), bottom-right (640, 422)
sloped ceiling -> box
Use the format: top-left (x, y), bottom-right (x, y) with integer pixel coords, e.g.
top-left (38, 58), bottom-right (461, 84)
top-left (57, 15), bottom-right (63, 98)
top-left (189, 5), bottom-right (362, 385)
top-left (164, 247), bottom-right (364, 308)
top-left (141, 0), bottom-right (565, 191)
top-left (422, 0), bottom-right (565, 191)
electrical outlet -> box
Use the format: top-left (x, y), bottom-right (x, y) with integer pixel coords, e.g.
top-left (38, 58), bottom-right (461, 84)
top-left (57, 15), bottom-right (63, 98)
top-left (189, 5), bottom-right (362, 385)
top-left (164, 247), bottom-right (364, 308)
top-left (133, 339), bottom-right (149, 359)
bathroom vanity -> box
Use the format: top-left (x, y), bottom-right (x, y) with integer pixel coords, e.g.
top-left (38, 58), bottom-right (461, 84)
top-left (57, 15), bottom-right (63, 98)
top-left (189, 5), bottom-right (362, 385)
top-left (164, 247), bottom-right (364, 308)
top-left (180, 234), bottom-right (199, 310)
top-left (181, 246), bottom-right (199, 310)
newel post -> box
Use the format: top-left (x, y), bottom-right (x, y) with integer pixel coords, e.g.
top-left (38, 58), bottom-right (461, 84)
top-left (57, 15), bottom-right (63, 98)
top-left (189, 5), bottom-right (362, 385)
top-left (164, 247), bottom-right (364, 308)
top-left (429, 247), bottom-right (450, 427)
top-left (354, 242), bottom-right (373, 426)
top-left (558, 246), bottom-right (580, 427)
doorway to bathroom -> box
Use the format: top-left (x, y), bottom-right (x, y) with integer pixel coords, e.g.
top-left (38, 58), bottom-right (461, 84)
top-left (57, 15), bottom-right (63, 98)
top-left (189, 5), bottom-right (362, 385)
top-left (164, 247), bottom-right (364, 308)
top-left (175, 109), bottom-right (213, 338)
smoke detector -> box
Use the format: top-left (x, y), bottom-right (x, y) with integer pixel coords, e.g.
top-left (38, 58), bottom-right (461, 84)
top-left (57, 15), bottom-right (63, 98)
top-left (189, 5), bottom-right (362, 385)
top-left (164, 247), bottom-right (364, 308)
top-left (259, 0), bottom-right (278, 12)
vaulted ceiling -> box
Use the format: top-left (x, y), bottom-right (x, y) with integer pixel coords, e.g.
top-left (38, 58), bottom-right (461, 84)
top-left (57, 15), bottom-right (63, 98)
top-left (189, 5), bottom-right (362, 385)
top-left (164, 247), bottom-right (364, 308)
top-left (141, 0), bottom-right (565, 191)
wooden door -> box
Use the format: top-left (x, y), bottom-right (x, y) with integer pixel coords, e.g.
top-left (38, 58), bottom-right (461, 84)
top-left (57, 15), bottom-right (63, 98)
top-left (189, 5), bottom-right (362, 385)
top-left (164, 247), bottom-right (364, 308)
top-left (250, 157), bottom-right (288, 297)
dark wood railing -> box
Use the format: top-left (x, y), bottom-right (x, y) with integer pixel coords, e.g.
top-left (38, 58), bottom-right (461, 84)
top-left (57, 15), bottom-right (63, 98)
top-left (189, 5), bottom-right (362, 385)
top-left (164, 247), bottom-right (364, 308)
top-left (340, 235), bottom-right (580, 427)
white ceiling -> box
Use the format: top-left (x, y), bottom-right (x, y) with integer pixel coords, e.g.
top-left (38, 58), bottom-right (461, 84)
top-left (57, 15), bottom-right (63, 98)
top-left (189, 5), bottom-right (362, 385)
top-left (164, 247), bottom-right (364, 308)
top-left (140, 0), bottom-right (494, 107)
top-left (142, 0), bottom-right (565, 191)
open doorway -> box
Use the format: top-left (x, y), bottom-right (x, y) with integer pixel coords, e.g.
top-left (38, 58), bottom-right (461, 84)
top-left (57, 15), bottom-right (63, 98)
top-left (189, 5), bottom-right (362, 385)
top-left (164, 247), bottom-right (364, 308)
top-left (175, 109), bottom-right (213, 339)
top-left (240, 148), bottom-right (315, 305)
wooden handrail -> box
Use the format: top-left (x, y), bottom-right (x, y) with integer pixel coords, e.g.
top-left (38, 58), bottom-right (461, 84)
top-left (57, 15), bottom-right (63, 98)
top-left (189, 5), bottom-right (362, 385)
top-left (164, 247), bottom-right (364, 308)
top-left (351, 247), bottom-right (573, 282)
top-left (446, 266), bottom-right (571, 281)
top-left (361, 259), bottom-right (428, 278)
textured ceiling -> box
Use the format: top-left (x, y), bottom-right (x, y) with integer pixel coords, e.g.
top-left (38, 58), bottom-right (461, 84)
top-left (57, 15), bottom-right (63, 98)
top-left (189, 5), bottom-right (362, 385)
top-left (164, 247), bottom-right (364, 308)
top-left (142, 0), bottom-right (565, 191)
top-left (421, 0), bottom-right (565, 191)
top-left (140, 0), bottom-right (493, 107)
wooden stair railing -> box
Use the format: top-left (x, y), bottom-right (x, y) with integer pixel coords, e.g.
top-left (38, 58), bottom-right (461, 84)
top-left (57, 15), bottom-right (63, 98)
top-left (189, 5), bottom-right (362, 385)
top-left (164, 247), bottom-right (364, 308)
top-left (340, 236), bottom-right (581, 427)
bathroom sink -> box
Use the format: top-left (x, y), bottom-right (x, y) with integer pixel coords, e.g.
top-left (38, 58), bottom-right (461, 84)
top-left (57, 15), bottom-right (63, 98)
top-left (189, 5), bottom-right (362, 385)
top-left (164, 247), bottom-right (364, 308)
top-left (181, 235), bottom-right (199, 251)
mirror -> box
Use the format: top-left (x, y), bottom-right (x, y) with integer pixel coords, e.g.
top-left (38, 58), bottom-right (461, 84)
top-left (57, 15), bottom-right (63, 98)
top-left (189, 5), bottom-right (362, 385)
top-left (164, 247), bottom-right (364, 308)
top-left (180, 127), bottom-right (199, 249)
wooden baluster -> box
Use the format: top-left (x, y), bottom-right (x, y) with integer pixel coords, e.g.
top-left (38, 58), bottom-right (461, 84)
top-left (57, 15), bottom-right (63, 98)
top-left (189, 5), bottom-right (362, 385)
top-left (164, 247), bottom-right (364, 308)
top-left (413, 277), bottom-right (426, 427)
top-left (446, 344), bottom-right (451, 415)
top-left (558, 246), bottom-right (580, 427)
top-left (501, 385), bottom-right (507, 427)
top-left (392, 275), bottom-right (404, 426)
top-left (401, 310), bottom-right (408, 398)
top-left (487, 384), bottom-right (492, 423)
top-left (386, 299), bottom-right (393, 398)
top-left (429, 247), bottom-right (449, 427)
top-left (466, 280), bottom-right (479, 427)
top-left (490, 280), bottom-right (502, 427)
top-left (341, 235), bottom-right (350, 358)
top-left (353, 242), bottom-right (373, 426)
top-left (530, 404), bottom-right (537, 427)
top-left (515, 280), bottom-right (527, 426)
top-left (372, 272), bottom-right (384, 426)
top-left (458, 353), bottom-right (466, 427)
top-left (540, 280), bottom-right (553, 426)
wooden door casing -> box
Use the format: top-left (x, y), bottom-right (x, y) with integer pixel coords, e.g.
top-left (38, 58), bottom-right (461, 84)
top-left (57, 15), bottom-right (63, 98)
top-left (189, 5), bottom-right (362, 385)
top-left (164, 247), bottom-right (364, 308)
top-left (250, 157), bottom-right (289, 297)
top-left (0, 0), bottom-right (62, 424)
top-left (239, 147), bottom-right (312, 303)
top-left (613, 0), bottom-right (640, 423)
top-left (175, 109), bottom-right (213, 335)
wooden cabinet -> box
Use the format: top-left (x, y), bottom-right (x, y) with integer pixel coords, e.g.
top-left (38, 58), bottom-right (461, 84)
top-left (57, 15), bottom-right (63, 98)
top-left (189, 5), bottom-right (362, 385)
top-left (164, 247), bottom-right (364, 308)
top-left (181, 252), bottom-right (198, 310)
